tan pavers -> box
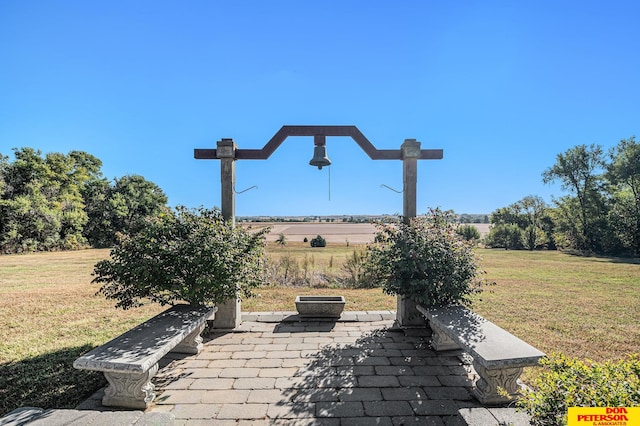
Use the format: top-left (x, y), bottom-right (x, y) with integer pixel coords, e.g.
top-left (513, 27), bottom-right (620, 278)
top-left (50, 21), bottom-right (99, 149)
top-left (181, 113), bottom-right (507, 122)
top-left (171, 403), bottom-right (221, 420)
top-left (232, 351), bottom-right (268, 359)
top-left (233, 377), bottom-right (277, 390)
top-left (217, 403), bottom-right (269, 420)
top-left (201, 390), bottom-right (250, 404)
top-left (246, 389), bottom-right (286, 404)
top-left (75, 312), bottom-right (530, 424)
top-left (219, 367), bottom-right (260, 378)
top-left (257, 367), bottom-right (299, 378)
top-left (245, 358), bottom-right (284, 368)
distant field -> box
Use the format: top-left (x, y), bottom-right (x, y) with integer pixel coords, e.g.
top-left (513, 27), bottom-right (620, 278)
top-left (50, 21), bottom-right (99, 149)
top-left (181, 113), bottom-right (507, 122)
top-left (248, 222), bottom-right (490, 243)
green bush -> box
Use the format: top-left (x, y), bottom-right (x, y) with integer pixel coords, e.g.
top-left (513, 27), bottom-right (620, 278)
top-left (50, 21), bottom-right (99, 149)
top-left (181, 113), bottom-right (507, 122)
top-left (364, 209), bottom-right (489, 307)
top-left (310, 235), bottom-right (326, 247)
top-left (456, 224), bottom-right (481, 242)
top-left (92, 206), bottom-right (269, 309)
top-left (517, 353), bottom-right (640, 426)
top-left (484, 223), bottom-right (525, 249)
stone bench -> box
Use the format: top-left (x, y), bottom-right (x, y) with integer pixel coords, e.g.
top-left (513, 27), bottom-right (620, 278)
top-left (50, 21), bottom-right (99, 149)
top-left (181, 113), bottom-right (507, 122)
top-left (73, 304), bottom-right (217, 409)
top-left (416, 304), bottom-right (545, 405)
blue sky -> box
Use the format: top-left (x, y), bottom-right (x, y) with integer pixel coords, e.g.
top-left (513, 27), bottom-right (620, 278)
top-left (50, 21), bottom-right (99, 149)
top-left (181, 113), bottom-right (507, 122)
top-left (1, 1), bottom-right (639, 216)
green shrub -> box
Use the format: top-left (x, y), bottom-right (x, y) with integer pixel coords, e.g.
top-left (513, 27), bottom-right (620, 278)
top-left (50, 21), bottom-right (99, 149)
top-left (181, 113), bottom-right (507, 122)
top-left (310, 235), bottom-right (326, 247)
top-left (364, 209), bottom-right (489, 307)
top-left (92, 206), bottom-right (269, 309)
top-left (456, 224), bottom-right (481, 242)
top-left (517, 353), bottom-right (640, 426)
top-left (484, 223), bottom-right (525, 249)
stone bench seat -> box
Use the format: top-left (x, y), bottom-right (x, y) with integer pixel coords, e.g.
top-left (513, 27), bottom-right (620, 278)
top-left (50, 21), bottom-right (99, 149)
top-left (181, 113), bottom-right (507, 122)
top-left (73, 304), bottom-right (217, 409)
top-left (416, 304), bottom-right (545, 405)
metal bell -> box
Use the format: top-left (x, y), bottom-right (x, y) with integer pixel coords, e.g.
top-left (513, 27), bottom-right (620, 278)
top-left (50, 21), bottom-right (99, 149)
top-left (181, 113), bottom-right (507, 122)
top-left (309, 145), bottom-right (331, 169)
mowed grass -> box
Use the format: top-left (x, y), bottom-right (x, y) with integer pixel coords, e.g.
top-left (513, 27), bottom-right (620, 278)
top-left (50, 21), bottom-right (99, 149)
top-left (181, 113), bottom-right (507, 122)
top-left (472, 249), bottom-right (640, 362)
top-left (0, 249), bottom-right (165, 416)
top-left (0, 245), bottom-right (638, 415)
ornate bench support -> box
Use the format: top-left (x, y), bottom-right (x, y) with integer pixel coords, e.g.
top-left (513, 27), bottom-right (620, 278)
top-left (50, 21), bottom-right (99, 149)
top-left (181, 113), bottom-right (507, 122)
top-left (430, 323), bottom-right (460, 351)
top-left (102, 364), bottom-right (159, 409)
top-left (472, 361), bottom-right (525, 405)
top-left (172, 322), bottom-right (206, 354)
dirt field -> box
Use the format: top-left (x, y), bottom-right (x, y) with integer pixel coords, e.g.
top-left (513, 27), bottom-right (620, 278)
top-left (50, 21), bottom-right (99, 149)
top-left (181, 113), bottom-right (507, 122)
top-left (251, 222), bottom-right (490, 244)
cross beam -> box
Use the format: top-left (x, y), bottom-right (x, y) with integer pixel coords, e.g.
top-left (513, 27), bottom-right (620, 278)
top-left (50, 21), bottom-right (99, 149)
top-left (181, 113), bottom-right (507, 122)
top-left (194, 125), bottom-right (443, 161)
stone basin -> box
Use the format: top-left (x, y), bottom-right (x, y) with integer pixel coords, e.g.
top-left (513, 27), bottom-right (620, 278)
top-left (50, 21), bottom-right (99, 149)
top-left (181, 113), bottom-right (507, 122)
top-left (295, 296), bottom-right (345, 319)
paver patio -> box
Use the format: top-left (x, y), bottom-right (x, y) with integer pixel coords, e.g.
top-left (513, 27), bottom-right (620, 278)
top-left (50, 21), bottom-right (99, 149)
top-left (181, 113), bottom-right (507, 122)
top-left (75, 312), bottom-right (531, 425)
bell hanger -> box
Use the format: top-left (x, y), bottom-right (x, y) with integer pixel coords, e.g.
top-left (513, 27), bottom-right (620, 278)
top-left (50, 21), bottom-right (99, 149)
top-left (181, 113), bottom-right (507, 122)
top-left (309, 134), bottom-right (331, 169)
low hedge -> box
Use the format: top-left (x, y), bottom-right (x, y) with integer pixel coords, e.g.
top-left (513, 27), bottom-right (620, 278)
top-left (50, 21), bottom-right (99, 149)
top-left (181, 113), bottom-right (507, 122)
top-left (517, 353), bottom-right (640, 425)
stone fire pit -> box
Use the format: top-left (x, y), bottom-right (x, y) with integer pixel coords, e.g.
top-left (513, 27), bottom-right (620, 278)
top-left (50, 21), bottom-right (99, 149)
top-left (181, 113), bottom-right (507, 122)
top-left (295, 296), bottom-right (345, 319)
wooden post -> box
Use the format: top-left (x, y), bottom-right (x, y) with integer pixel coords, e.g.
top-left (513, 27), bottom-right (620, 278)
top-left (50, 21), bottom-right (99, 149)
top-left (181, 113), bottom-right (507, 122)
top-left (402, 139), bottom-right (420, 223)
top-left (396, 139), bottom-right (425, 327)
top-left (212, 138), bottom-right (241, 329)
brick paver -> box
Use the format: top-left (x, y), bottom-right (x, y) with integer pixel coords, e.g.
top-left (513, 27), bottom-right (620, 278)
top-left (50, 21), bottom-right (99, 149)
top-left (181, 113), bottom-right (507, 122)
top-left (74, 312), bottom-right (531, 425)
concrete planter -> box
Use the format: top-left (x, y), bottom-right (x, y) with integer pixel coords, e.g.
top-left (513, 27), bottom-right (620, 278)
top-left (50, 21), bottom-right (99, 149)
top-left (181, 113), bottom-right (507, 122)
top-left (295, 296), bottom-right (345, 318)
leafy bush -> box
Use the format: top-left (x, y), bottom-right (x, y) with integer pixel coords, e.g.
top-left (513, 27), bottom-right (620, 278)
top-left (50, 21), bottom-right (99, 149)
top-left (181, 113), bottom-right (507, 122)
top-left (92, 206), bottom-right (269, 309)
top-left (484, 223), bottom-right (525, 249)
top-left (517, 353), bottom-right (640, 426)
top-left (456, 224), bottom-right (481, 242)
top-left (310, 235), bottom-right (326, 247)
top-left (364, 209), bottom-right (489, 307)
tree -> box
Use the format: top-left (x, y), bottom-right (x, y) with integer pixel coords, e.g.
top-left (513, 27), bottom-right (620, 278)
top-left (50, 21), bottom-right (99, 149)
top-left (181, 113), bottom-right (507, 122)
top-left (518, 195), bottom-right (549, 250)
top-left (0, 148), bottom-right (168, 252)
top-left (456, 224), bottom-right (481, 242)
top-left (485, 195), bottom-right (549, 250)
top-left (485, 224), bottom-right (524, 250)
top-left (82, 175), bottom-right (169, 247)
top-left (275, 233), bottom-right (287, 246)
top-left (606, 136), bottom-right (640, 256)
top-left (81, 178), bottom-right (113, 247)
top-left (310, 235), bottom-right (326, 247)
top-left (0, 148), bottom-right (104, 251)
top-left (542, 144), bottom-right (607, 252)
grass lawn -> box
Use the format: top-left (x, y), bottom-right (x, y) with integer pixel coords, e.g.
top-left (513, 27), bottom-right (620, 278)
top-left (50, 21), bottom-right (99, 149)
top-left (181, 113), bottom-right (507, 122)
top-left (0, 249), bottom-right (165, 417)
top-left (0, 245), bottom-right (638, 416)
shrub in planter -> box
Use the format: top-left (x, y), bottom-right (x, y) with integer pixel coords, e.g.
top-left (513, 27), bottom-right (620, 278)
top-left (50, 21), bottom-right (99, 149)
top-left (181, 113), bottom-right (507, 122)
top-left (517, 353), bottom-right (640, 426)
top-left (364, 208), bottom-right (489, 307)
top-left (92, 206), bottom-right (269, 309)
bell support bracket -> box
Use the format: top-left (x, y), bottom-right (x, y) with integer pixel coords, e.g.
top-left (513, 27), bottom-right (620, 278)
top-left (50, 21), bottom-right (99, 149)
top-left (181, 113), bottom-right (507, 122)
top-left (194, 125), bottom-right (443, 161)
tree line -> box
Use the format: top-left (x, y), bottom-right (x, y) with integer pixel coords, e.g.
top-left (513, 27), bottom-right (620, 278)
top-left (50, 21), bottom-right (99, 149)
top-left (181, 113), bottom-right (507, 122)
top-left (484, 136), bottom-right (640, 257)
top-left (0, 148), bottom-right (168, 253)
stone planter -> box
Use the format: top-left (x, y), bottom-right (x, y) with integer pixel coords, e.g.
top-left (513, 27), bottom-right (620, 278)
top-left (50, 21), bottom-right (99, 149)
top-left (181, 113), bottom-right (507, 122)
top-left (295, 296), bottom-right (345, 318)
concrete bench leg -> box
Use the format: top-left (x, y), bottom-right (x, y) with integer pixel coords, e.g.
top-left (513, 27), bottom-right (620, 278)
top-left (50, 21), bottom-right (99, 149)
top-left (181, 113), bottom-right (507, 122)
top-left (172, 322), bottom-right (206, 354)
top-left (102, 364), bottom-right (158, 409)
top-left (472, 361), bottom-right (524, 405)
top-left (429, 323), bottom-right (460, 351)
